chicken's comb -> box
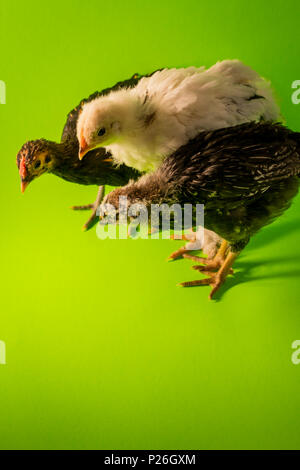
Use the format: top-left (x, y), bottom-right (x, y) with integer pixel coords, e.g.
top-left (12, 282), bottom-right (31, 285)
top-left (19, 156), bottom-right (27, 180)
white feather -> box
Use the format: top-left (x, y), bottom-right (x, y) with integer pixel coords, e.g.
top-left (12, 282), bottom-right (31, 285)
top-left (77, 60), bottom-right (280, 172)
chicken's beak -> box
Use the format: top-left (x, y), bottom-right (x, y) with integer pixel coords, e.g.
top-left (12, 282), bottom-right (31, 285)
top-left (79, 135), bottom-right (90, 160)
top-left (21, 180), bottom-right (29, 193)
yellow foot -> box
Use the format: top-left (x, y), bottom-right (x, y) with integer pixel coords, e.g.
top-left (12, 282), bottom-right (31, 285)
top-left (182, 239), bottom-right (232, 273)
top-left (168, 229), bottom-right (199, 260)
top-left (170, 232), bottom-right (196, 242)
top-left (178, 249), bottom-right (238, 300)
top-left (183, 254), bottom-right (233, 275)
top-left (70, 186), bottom-right (105, 231)
top-left (182, 253), bottom-right (215, 268)
top-left (168, 246), bottom-right (188, 260)
top-left (71, 203), bottom-right (99, 231)
top-left (168, 247), bottom-right (208, 261)
top-left (178, 271), bottom-right (227, 299)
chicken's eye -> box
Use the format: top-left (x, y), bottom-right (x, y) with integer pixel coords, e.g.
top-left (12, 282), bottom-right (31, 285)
top-left (45, 156), bottom-right (51, 163)
top-left (98, 128), bottom-right (106, 137)
top-left (34, 160), bottom-right (41, 169)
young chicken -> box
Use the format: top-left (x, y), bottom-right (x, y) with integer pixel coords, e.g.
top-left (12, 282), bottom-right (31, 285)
top-left (77, 60), bottom-right (279, 171)
top-left (16, 73), bottom-right (143, 229)
top-left (17, 139), bottom-right (140, 229)
top-left (77, 60), bottom-right (280, 255)
top-left (103, 122), bottom-right (300, 299)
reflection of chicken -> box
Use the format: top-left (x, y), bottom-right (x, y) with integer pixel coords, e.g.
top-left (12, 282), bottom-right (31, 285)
top-left (77, 60), bottom-right (280, 254)
top-left (16, 74), bottom-right (142, 230)
top-left (104, 122), bottom-right (300, 299)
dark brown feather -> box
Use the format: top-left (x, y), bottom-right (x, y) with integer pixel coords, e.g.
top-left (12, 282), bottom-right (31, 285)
top-left (106, 122), bottom-right (300, 252)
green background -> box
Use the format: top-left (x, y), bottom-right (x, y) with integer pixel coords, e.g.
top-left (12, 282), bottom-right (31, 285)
top-left (1, 0), bottom-right (300, 450)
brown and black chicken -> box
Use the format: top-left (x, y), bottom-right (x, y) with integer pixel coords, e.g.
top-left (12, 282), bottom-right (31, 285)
top-left (16, 74), bottom-right (143, 229)
top-left (104, 122), bottom-right (300, 299)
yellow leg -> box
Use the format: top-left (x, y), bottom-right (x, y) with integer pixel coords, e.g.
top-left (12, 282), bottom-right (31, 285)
top-left (71, 186), bottom-right (105, 231)
top-left (168, 229), bottom-right (197, 260)
top-left (216, 240), bottom-right (229, 259)
top-left (179, 250), bottom-right (238, 299)
top-left (183, 240), bottom-right (230, 272)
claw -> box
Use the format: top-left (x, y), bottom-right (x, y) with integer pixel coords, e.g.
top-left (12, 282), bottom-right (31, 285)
top-left (192, 264), bottom-right (234, 274)
top-left (177, 249), bottom-right (238, 299)
top-left (70, 185), bottom-right (105, 231)
top-left (178, 277), bottom-right (212, 287)
top-left (182, 253), bottom-right (209, 264)
top-left (71, 204), bottom-right (94, 211)
top-left (71, 203), bottom-right (99, 230)
top-left (82, 210), bottom-right (99, 231)
top-left (168, 229), bottom-right (198, 259)
top-left (182, 240), bottom-right (232, 272)
top-left (178, 271), bottom-right (225, 299)
top-left (168, 246), bottom-right (187, 260)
